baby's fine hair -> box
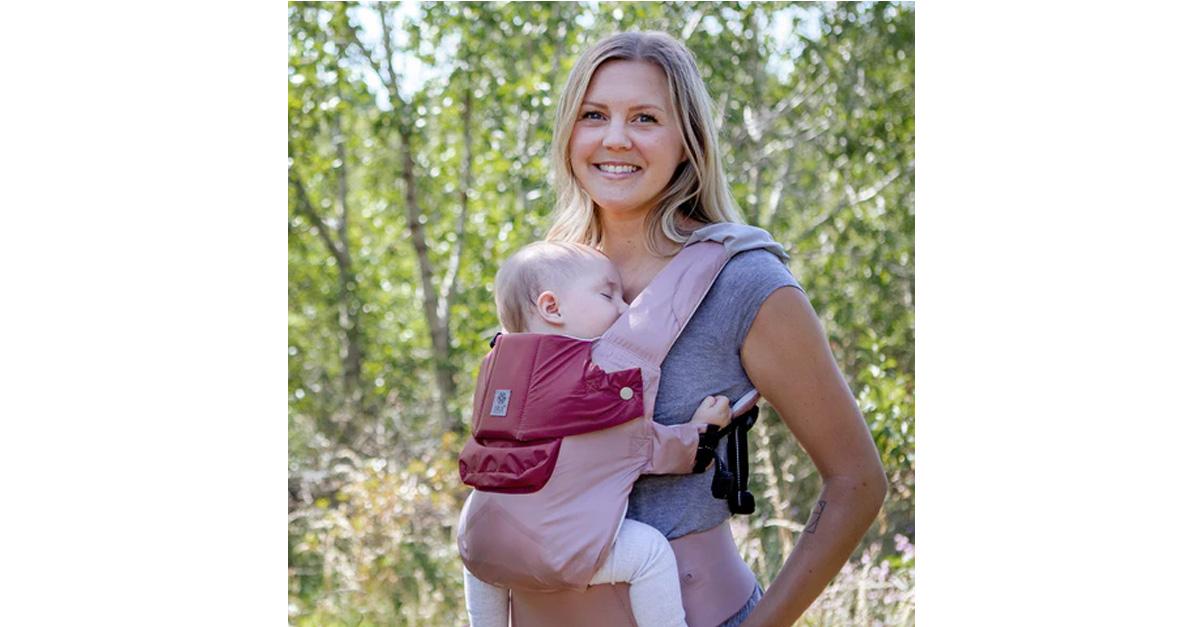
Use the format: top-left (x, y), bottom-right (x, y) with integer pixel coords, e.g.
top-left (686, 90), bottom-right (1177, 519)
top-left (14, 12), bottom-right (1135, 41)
top-left (494, 241), bottom-right (606, 333)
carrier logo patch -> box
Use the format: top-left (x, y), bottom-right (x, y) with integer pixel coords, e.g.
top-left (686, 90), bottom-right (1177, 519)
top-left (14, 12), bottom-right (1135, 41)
top-left (490, 389), bottom-right (511, 417)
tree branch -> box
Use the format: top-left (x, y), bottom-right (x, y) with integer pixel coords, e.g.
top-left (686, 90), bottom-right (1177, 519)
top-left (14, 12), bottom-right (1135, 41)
top-left (727, 74), bottom-right (831, 149)
top-left (761, 146), bottom-right (796, 229)
top-left (289, 162), bottom-right (348, 271)
top-left (376, 3), bottom-right (406, 111)
top-left (332, 113), bottom-right (350, 250)
top-left (681, 6), bottom-right (705, 41)
top-left (343, 6), bottom-right (402, 114)
top-left (439, 62), bottom-right (472, 321)
top-left (797, 166), bottom-right (907, 242)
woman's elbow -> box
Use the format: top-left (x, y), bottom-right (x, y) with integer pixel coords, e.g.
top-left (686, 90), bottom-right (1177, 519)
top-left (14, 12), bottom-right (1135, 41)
top-left (825, 461), bottom-right (887, 514)
top-left (854, 457), bottom-right (889, 514)
top-left (866, 465), bottom-right (888, 513)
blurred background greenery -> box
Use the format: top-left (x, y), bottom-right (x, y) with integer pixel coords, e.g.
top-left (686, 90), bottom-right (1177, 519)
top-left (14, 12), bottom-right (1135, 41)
top-left (289, 1), bottom-right (913, 624)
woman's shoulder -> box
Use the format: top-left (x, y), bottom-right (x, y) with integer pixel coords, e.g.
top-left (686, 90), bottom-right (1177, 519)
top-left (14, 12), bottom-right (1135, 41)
top-left (714, 247), bottom-right (803, 296)
top-left (689, 247), bottom-right (803, 348)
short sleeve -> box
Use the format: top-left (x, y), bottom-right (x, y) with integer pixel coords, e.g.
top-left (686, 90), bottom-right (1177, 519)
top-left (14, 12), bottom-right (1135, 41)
top-left (708, 249), bottom-right (803, 349)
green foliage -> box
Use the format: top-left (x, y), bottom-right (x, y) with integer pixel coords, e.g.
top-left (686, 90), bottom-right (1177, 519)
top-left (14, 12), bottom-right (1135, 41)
top-left (289, 433), bottom-right (470, 625)
top-left (289, 2), bottom-right (914, 623)
top-left (799, 534), bottom-right (916, 626)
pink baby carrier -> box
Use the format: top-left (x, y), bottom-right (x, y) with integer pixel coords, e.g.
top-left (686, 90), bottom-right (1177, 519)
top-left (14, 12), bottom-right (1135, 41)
top-left (457, 223), bottom-right (787, 625)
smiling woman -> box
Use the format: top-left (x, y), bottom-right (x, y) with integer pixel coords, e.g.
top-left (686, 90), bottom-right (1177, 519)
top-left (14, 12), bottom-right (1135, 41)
top-left (484, 30), bottom-right (890, 627)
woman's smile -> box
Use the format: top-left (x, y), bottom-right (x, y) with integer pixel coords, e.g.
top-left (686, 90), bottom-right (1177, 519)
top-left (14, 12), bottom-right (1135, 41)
top-left (593, 162), bottom-right (643, 179)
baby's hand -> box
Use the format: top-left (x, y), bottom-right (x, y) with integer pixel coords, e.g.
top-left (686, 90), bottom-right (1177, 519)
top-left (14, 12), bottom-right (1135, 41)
top-left (689, 395), bottom-right (732, 430)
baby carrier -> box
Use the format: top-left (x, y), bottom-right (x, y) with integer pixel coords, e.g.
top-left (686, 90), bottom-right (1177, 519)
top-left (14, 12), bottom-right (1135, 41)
top-left (457, 223), bottom-right (787, 619)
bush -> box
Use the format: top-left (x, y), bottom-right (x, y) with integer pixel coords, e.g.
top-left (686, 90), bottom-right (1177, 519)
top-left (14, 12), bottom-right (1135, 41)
top-left (289, 438), bottom-right (469, 625)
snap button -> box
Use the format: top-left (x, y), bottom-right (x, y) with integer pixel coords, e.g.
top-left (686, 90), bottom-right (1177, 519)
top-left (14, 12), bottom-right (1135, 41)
top-left (619, 386), bottom-right (634, 400)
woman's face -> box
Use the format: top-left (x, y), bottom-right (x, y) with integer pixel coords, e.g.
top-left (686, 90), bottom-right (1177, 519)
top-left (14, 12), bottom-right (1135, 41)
top-left (568, 60), bottom-right (687, 220)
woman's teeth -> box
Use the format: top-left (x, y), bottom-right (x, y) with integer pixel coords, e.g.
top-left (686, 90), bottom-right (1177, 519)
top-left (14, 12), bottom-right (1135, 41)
top-left (597, 164), bottom-right (640, 174)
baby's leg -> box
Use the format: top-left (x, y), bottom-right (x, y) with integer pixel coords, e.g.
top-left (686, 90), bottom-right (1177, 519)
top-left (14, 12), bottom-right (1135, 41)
top-left (463, 566), bottom-right (510, 627)
top-left (590, 519), bottom-right (687, 627)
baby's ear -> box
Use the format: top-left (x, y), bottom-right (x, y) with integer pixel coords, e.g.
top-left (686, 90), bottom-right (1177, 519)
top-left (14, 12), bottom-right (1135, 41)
top-left (534, 290), bottom-right (563, 325)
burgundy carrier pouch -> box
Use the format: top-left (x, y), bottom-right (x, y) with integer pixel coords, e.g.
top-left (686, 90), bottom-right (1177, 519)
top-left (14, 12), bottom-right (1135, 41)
top-left (458, 437), bottom-right (562, 494)
top-left (459, 333), bottom-right (645, 493)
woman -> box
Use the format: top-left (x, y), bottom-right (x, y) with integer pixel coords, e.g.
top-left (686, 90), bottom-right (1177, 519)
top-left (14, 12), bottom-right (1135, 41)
top-left (524, 31), bottom-right (887, 626)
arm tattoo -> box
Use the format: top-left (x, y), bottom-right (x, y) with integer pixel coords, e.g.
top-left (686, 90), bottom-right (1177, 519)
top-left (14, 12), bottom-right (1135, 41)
top-left (804, 500), bottom-right (828, 534)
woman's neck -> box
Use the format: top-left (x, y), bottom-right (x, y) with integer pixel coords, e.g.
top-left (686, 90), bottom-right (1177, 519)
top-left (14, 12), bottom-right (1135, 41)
top-left (598, 209), bottom-right (695, 301)
top-left (598, 212), bottom-right (657, 268)
top-left (598, 210), bottom-right (705, 262)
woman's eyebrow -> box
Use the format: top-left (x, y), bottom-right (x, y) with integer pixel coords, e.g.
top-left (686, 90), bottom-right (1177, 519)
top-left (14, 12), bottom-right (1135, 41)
top-left (582, 101), bottom-right (666, 114)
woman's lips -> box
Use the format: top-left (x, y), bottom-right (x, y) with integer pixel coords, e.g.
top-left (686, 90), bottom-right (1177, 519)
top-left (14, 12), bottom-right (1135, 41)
top-left (593, 163), bottom-right (642, 179)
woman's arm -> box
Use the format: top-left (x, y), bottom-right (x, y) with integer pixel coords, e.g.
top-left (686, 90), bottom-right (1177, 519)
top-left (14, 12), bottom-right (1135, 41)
top-left (737, 286), bottom-right (888, 626)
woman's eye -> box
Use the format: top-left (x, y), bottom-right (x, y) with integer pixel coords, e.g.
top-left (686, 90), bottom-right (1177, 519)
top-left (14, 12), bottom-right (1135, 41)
top-left (581, 111), bottom-right (603, 120)
top-left (600, 292), bottom-right (612, 300)
top-left (636, 113), bottom-right (658, 123)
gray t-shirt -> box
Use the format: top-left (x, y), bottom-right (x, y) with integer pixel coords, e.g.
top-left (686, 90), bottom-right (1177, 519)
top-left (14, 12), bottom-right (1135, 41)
top-left (626, 248), bottom-right (803, 539)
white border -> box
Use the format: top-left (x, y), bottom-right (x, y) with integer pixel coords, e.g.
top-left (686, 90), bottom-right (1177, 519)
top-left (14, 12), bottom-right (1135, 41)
top-left (919, 1), bottom-right (1200, 623)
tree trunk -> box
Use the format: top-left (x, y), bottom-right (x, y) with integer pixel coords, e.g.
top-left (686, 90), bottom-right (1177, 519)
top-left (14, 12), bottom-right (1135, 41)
top-left (332, 112), bottom-right (363, 408)
top-left (356, 4), bottom-right (461, 434)
top-left (400, 126), bottom-right (457, 433)
top-left (288, 140), bottom-right (363, 429)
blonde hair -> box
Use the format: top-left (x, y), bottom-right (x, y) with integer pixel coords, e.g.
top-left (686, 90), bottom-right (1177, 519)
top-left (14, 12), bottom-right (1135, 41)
top-left (545, 31), bottom-right (745, 256)
top-left (494, 241), bottom-right (607, 333)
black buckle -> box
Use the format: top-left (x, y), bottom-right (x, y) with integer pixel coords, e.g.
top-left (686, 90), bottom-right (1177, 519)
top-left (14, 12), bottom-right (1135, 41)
top-left (692, 424), bottom-right (721, 473)
top-left (704, 405), bottom-right (759, 515)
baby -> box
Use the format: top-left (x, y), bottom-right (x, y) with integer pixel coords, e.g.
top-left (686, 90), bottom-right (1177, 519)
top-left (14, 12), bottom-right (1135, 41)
top-left (463, 240), bottom-right (732, 627)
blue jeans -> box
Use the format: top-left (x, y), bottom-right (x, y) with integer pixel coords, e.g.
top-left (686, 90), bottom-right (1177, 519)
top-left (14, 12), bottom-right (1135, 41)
top-left (718, 584), bottom-right (764, 627)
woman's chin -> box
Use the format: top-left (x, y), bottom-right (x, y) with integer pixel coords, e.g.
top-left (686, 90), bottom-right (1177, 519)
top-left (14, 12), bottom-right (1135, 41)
top-left (585, 189), bottom-right (651, 213)
top-left (593, 200), bottom-right (652, 218)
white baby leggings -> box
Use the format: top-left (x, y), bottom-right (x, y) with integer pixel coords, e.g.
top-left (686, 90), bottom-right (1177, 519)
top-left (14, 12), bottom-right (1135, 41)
top-left (463, 518), bottom-right (687, 627)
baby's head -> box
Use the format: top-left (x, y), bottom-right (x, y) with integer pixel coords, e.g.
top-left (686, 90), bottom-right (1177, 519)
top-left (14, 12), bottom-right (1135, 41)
top-left (494, 241), bottom-right (628, 338)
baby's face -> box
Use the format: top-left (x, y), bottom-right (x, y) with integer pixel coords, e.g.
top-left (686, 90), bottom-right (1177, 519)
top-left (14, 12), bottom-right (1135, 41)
top-left (555, 256), bottom-right (629, 339)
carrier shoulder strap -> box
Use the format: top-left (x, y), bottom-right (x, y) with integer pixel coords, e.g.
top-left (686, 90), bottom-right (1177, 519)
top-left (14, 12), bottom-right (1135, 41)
top-left (596, 222), bottom-right (787, 369)
top-left (597, 222), bottom-right (785, 515)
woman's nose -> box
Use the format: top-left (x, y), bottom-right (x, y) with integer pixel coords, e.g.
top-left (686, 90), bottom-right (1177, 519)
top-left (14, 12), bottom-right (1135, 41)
top-left (603, 121), bottom-right (631, 150)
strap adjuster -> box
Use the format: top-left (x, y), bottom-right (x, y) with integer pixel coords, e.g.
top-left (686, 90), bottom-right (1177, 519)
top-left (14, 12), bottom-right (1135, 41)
top-left (693, 405), bottom-right (759, 515)
top-left (692, 424), bottom-right (722, 473)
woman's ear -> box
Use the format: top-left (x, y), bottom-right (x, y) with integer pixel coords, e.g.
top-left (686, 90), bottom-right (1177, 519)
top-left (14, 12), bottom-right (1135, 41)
top-left (534, 290), bottom-right (564, 326)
